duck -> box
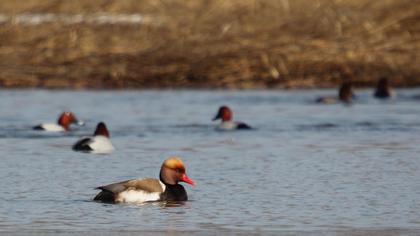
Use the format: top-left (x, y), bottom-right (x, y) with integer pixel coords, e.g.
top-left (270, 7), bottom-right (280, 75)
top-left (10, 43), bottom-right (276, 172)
top-left (33, 111), bottom-right (83, 132)
top-left (72, 122), bottom-right (115, 154)
top-left (338, 82), bottom-right (354, 103)
top-left (374, 77), bottom-right (395, 99)
top-left (316, 82), bottom-right (355, 104)
top-left (93, 157), bottom-right (195, 203)
top-left (212, 106), bottom-right (251, 130)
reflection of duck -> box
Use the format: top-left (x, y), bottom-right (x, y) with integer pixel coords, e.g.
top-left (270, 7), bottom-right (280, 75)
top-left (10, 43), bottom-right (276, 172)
top-left (212, 106), bottom-right (252, 130)
top-left (72, 122), bottom-right (114, 154)
top-left (33, 111), bottom-right (83, 132)
top-left (374, 77), bottom-right (395, 99)
top-left (316, 82), bottom-right (355, 104)
top-left (93, 157), bottom-right (194, 203)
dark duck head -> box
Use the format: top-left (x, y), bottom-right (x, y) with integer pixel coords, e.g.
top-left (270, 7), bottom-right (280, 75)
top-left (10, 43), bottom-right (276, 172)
top-left (212, 106), bottom-right (232, 122)
top-left (338, 82), bottom-right (354, 103)
top-left (94, 122), bottom-right (110, 137)
top-left (374, 77), bottom-right (393, 99)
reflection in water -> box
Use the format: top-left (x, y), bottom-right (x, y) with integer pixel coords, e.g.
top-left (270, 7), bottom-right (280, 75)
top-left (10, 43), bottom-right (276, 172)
top-left (157, 201), bottom-right (187, 208)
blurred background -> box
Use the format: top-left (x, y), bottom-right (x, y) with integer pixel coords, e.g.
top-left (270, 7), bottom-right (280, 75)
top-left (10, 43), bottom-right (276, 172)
top-left (0, 0), bottom-right (419, 89)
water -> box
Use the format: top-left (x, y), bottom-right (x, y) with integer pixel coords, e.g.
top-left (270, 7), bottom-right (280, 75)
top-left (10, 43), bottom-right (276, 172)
top-left (1, 89), bottom-right (420, 235)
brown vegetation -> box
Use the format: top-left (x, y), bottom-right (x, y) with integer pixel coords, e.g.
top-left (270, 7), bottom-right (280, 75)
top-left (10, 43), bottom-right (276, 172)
top-left (0, 0), bottom-right (419, 89)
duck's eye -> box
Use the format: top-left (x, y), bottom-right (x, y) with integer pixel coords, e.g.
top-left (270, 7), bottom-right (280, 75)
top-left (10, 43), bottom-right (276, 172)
top-left (175, 169), bottom-right (180, 173)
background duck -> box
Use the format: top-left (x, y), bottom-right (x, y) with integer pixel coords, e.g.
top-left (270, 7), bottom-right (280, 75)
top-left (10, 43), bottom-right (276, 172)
top-left (316, 82), bottom-right (355, 104)
top-left (212, 106), bottom-right (251, 130)
top-left (72, 122), bottom-right (115, 154)
top-left (33, 111), bottom-right (83, 132)
top-left (374, 77), bottom-right (395, 99)
top-left (338, 82), bottom-right (354, 103)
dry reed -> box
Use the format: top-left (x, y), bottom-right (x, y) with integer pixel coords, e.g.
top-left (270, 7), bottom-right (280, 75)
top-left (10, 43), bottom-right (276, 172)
top-left (0, 0), bottom-right (419, 89)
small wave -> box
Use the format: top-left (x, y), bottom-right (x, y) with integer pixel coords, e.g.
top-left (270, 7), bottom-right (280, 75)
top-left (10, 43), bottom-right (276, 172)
top-left (295, 122), bottom-right (419, 132)
top-left (171, 124), bottom-right (213, 129)
top-left (296, 123), bottom-right (338, 131)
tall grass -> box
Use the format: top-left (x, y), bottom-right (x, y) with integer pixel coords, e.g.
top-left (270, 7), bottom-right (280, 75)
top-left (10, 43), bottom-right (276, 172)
top-left (0, 0), bottom-right (419, 88)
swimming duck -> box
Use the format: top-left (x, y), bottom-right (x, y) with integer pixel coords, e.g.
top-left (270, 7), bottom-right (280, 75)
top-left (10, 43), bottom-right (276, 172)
top-left (212, 106), bottom-right (251, 130)
top-left (93, 157), bottom-right (194, 203)
top-left (72, 122), bottom-right (115, 154)
top-left (33, 111), bottom-right (83, 132)
top-left (316, 82), bottom-right (355, 104)
top-left (374, 77), bottom-right (395, 99)
top-left (338, 82), bottom-right (354, 103)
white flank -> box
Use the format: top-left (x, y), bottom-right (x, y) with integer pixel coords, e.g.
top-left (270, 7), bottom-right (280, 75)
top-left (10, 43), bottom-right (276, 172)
top-left (115, 180), bottom-right (166, 203)
top-left (40, 123), bottom-right (65, 132)
top-left (216, 121), bottom-right (238, 131)
top-left (89, 136), bottom-right (115, 154)
top-left (116, 190), bottom-right (161, 203)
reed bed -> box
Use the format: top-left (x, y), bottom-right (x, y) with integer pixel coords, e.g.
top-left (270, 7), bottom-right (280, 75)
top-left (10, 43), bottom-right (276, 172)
top-left (0, 0), bottom-right (419, 89)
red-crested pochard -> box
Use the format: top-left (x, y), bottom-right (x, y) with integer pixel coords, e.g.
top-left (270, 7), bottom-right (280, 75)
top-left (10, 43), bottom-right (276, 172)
top-left (93, 157), bottom-right (195, 203)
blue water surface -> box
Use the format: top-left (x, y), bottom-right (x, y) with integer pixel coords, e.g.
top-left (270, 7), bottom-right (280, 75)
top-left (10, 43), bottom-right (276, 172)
top-left (0, 89), bottom-right (419, 235)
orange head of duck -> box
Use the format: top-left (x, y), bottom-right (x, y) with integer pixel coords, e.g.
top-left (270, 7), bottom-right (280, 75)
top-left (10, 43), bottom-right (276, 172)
top-left (160, 157), bottom-right (195, 186)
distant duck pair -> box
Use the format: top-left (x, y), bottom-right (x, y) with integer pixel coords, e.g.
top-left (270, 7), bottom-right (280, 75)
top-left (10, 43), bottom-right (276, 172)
top-left (317, 77), bottom-right (394, 104)
top-left (33, 112), bottom-right (114, 154)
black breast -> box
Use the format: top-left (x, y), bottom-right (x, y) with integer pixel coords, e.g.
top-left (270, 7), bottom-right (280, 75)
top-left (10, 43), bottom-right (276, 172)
top-left (161, 184), bottom-right (188, 202)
